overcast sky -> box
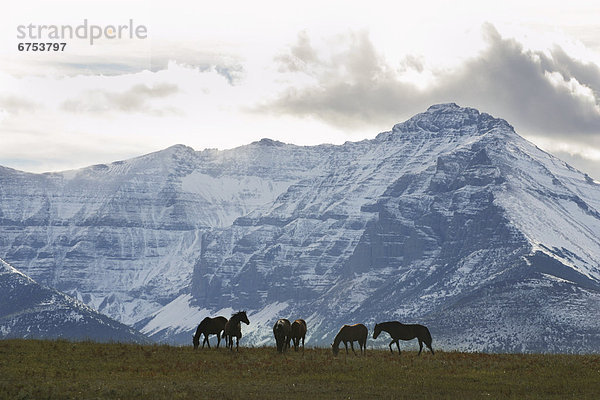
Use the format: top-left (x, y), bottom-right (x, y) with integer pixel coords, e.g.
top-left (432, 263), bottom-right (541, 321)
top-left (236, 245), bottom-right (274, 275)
top-left (1, 0), bottom-right (600, 179)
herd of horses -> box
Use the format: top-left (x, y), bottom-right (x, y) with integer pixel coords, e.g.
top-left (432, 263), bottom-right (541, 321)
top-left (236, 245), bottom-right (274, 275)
top-left (193, 312), bottom-right (434, 355)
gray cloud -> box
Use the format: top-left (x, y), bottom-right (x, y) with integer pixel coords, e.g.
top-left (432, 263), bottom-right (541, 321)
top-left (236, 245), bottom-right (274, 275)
top-left (259, 24), bottom-right (600, 140)
top-left (539, 46), bottom-right (600, 102)
top-left (275, 30), bottom-right (319, 73)
top-left (400, 54), bottom-right (425, 73)
top-left (0, 96), bottom-right (39, 114)
top-left (264, 30), bottom-right (413, 128)
top-left (439, 25), bottom-right (600, 137)
top-left (61, 83), bottom-right (180, 115)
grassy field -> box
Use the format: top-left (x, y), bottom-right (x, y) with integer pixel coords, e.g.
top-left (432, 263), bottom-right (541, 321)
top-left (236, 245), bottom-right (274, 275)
top-left (1, 339), bottom-right (599, 399)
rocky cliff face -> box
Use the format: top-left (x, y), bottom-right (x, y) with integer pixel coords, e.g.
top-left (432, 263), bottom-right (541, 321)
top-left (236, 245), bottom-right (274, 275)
top-left (0, 142), bottom-right (326, 326)
top-left (1, 104), bottom-right (599, 352)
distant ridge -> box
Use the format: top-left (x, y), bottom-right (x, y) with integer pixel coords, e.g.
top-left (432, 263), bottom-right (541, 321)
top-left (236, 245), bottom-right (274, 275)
top-left (0, 258), bottom-right (150, 343)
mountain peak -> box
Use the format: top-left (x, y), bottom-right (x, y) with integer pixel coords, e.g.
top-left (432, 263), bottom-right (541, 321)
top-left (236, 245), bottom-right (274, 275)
top-left (251, 138), bottom-right (286, 147)
top-left (426, 102), bottom-right (462, 112)
top-left (391, 103), bottom-right (514, 137)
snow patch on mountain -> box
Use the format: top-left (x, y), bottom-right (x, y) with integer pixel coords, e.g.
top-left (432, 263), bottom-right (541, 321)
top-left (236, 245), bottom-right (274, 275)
top-left (140, 293), bottom-right (234, 337)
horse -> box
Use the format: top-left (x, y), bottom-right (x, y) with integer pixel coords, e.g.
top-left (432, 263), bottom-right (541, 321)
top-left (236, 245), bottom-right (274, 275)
top-left (373, 321), bottom-right (434, 355)
top-left (273, 319), bottom-right (292, 353)
top-left (290, 319), bottom-right (307, 352)
top-left (331, 323), bottom-right (368, 356)
top-left (192, 316), bottom-right (228, 350)
top-left (222, 311), bottom-right (250, 351)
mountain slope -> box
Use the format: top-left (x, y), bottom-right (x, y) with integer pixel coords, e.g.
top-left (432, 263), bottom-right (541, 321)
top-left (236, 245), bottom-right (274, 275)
top-left (0, 258), bottom-right (149, 342)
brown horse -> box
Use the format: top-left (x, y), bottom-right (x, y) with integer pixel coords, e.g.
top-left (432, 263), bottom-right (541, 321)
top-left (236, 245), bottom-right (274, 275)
top-left (273, 319), bottom-right (292, 353)
top-left (290, 319), bottom-right (307, 352)
top-left (332, 324), bottom-right (368, 356)
top-left (192, 316), bottom-right (228, 350)
top-left (373, 321), bottom-right (434, 355)
top-left (223, 311), bottom-right (250, 351)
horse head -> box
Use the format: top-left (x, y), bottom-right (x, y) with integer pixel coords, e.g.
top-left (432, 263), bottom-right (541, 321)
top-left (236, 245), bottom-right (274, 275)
top-left (373, 323), bottom-right (381, 339)
top-left (239, 311), bottom-right (250, 325)
top-left (192, 334), bottom-right (200, 350)
top-left (331, 342), bottom-right (339, 356)
top-left (274, 319), bottom-right (283, 331)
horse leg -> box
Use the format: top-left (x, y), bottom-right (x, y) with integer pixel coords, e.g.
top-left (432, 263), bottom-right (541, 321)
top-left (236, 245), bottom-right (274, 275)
top-left (396, 340), bottom-right (401, 355)
top-left (418, 338), bottom-right (423, 356)
top-left (426, 340), bottom-right (434, 355)
top-left (388, 340), bottom-right (394, 353)
top-left (205, 334), bottom-right (211, 349)
top-left (350, 341), bottom-right (356, 356)
top-left (216, 333), bottom-right (221, 349)
top-left (344, 341), bottom-right (349, 354)
top-left (302, 336), bottom-right (305, 352)
top-left (236, 336), bottom-right (239, 352)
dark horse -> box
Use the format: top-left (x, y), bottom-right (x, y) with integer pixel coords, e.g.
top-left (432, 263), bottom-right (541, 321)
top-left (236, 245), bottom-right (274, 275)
top-left (273, 319), bottom-right (292, 353)
top-left (332, 324), bottom-right (368, 356)
top-left (223, 311), bottom-right (250, 351)
top-left (290, 319), bottom-right (307, 352)
top-left (192, 316), bottom-right (228, 350)
top-left (373, 321), bottom-right (434, 355)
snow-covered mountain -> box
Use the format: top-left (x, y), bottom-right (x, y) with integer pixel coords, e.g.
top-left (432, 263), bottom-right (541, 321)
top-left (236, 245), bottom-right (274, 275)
top-left (1, 103), bottom-right (599, 352)
top-left (0, 258), bottom-right (149, 342)
top-left (0, 141), bottom-right (323, 326)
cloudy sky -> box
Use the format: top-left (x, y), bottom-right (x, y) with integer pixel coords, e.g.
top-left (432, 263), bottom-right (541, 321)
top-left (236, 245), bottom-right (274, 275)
top-left (1, 0), bottom-right (600, 179)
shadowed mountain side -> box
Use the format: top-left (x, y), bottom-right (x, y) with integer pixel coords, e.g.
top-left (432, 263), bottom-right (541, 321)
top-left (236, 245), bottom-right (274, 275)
top-left (0, 258), bottom-right (150, 343)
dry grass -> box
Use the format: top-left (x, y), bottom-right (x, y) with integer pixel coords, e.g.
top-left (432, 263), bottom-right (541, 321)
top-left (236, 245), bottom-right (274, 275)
top-left (1, 339), bottom-right (599, 399)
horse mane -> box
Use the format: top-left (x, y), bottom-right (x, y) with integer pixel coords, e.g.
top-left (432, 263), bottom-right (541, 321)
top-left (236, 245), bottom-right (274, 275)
top-left (373, 323), bottom-right (381, 336)
top-left (228, 310), bottom-right (249, 327)
top-left (193, 317), bottom-right (210, 339)
top-left (332, 326), bottom-right (346, 347)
